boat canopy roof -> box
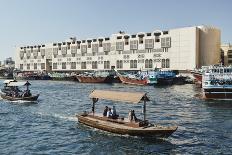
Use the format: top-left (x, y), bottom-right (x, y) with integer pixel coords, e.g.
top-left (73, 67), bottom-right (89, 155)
top-left (3, 79), bottom-right (16, 84)
top-left (8, 81), bottom-right (31, 87)
top-left (89, 90), bottom-right (150, 104)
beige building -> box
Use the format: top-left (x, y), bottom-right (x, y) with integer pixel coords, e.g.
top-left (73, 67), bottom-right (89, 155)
top-left (221, 43), bottom-right (232, 66)
top-left (15, 25), bottom-right (221, 72)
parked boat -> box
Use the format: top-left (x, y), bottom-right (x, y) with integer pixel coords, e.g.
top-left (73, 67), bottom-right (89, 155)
top-left (0, 80), bottom-right (39, 101)
top-left (202, 65), bottom-right (232, 100)
top-left (156, 70), bottom-right (176, 85)
top-left (14, 71), bottom-right (52, 80)
top-left (77, 90), bottom-right (177, 138)
top-left (76, 71), bottom-right (110, 83)
top-left (48, 72), bottom-right (75, 81)
top-left (117, 72), bottom-right (148, 86)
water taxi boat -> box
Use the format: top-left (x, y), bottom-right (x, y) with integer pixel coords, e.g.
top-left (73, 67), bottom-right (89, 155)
top-left (77, 90), bottom-right (177, 138)
top-left (202, 65), bottom-right (232, 100)
top-left (0, 80), bottom-right (39, 101)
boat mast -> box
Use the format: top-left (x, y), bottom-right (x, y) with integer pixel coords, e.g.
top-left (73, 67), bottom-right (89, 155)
top-left (143, 99), bottom-right (146, 121)
top-left (92, 98), bottom-right (98, 115)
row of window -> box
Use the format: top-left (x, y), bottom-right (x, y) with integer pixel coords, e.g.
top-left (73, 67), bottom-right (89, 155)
top-left (20, 59), bottom-right (170, 70)
top-left (20, 63), bottom-right (45, 70)
top-left (53, 61), bottom-right (111, 70)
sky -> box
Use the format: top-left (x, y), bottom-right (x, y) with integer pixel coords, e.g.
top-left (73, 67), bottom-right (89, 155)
top-left (0, 0), bottom-right (231, 61)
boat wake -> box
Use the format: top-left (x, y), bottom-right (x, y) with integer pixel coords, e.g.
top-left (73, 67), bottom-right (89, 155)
top-left (36, 112), bottom-right (78, 122)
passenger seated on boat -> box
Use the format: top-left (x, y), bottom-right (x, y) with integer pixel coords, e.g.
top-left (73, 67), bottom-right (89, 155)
top-left (107, 108), bottom-right (113, 118)
top-left (103, 106), bottom-right (108, 117)
top-left (132, 110), bottom-right (138, 122)
top-left (111, 106), bottom-right (119, 119)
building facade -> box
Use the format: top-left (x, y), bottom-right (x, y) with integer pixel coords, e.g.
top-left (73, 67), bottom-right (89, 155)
top-left (221, 43), bottom-right (232, 66)
top-left (15, 25), bottom-right (221, 72)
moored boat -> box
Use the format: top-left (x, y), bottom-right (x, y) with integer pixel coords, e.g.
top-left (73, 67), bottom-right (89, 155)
top-left (76, 71), bottom-right (110, 83)
top-left (202, 65), bottom-right (232, 100)
top-left (117, 72), bottom-right (148, 86)
top-left (77, 90), bottom-right (178, 138)
top-left (0, 80), bottom-right (39, 101)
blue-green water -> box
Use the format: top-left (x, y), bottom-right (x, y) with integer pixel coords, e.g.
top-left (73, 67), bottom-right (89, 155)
top-left (0, 80), bottom-right (232, 154)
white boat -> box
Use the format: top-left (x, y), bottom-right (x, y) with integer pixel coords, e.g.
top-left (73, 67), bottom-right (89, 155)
top-left (202, 65), bottom-right (232, 100)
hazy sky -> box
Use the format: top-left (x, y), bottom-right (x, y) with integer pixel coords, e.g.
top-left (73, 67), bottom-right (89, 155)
top-left (0, 0), bottom-right (231, 61)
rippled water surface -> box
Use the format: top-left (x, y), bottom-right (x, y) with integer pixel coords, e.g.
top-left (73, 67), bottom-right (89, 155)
top-left (0, 80), bottom-right (232, 154)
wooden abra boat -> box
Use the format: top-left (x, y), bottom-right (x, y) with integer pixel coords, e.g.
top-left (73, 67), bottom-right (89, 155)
top-left (0, 80), bottom-right (39, 101)
top-left (77, 90), bottom-right (177, 138)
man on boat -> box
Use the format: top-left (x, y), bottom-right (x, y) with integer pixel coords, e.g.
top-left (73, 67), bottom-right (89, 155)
top-left (111, 106), bottom-right (119, 119)
top-left (103, 106), bottom-right (108, 116)
top-left (107, 108), bottom-right (112, 118)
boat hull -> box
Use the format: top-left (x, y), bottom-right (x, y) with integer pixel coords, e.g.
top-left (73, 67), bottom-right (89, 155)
top-left (203, 88), bottom-right (232, 100)
top-left (77, 114), bottom-right (177, 138)
top-left (76, 76), bottom-right (107, 83)
top-left (0, 94), bottom-right (39, 101)
top-left (193, 73), bottom-right (202, 83)
top-left (118, 75), bottom-right (148, 86)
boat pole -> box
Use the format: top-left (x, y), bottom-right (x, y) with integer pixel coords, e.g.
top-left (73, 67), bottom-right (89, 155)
top-left (92, 98), bottom-right (98, 115)
top-left (143, 100), bottom-right (146, 121)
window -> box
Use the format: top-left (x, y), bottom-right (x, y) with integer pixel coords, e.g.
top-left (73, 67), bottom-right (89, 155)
top-left (116, 42), bottom-right (124, 51)
top-left (71, 46), bottom-right (77, 54)
top-left (104, 61), bottom-right (110, 69)
top-left (145, 59), bottom-right (153, 68)
top-left (41, 49), bottom-right (45, 56)
top-left (149, 59), bottom-right (153, 68)
top-left (61, 47), bottom-right (67, 55)
top-left (161, 59), bottom-right (166, 68)
top-left (99, 40), bottom-right (103, 47)
top-left (145, 59), bottom-right (149, 68)
top-left (125, 38), bottom-right (129, 45)
top-left (87, 42), bottom-right (91, 48)
top-left (81, 62), bottom-right (86, 69)
top-left (20, 64), bottom-right (23, 70)
top-left (92, 61), bottom-right (98, 69)
top-left (20, 51), bottom-right (24, 59)
top-left (53, 48), bottom-right (58, 56)
top-left (41, 63), bottom-right (45, 70)
top-left (71, 62), bottom-right (76, 69)
top-left (81, 45), bottom-right (87, 55)
top-left (62, 62), bottom-right (66, 69)
top-left (161, 37), bottom-right (171, 47)
top-left (130, 60), bottom-right (137, 68)
top-left (145, 39), bottom-right (154, 49)
top-left (34, 63), bottom-right (37, 70)
top-left (92, 44), bottom-right (99, 53)
top-left (27, 64), bottom-right (30, 70)
top-left (139, 37), bottom-right (143, 44)
top-left (53, 63), bottom-right (57, 69)
top-left (103, 43), bottom-right (111, 52)
top-left (130, 40), bottom-right (138, 50)
top-left (116, 60), bottom-right (123, 69)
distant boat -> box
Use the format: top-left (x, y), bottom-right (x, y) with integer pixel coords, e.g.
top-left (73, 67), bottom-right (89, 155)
top-left (77, 90), bottom-right (178, 138)
top-left (156, 71), bottom-right (176, 85)
top-left (0, 80), bottom-right (39, 101)
top-left (76, 75), bottom-right (107, 83)
top-left (117, 72), bottom-right (148, 86)
top-left (76, 71), bottom-right (114, 83)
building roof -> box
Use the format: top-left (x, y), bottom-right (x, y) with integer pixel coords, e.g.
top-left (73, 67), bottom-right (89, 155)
top-left (89, 90), bottom-right (149, 104)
